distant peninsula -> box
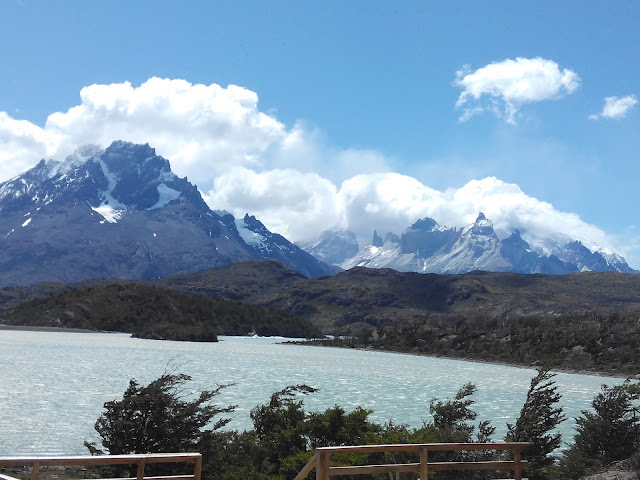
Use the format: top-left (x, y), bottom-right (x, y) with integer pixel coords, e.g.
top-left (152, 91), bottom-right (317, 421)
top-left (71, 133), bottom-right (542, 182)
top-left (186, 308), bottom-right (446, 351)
top-left (0, 281), bottom-right (319, 341)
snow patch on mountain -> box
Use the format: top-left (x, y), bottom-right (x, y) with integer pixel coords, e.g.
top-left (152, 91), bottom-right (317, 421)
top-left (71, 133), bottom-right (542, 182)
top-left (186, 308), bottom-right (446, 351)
top-left (58, 145), bottom-right (104, 176)
top-left (148, 184), bottom-right (181, 210)
top-left (343, 243), bottom-right (415, 271)
top-left (96, 160), bottom-right (124, 204)
top-left (298, 228), bottom-right (359, 265)
top-left (234, 217), bottom-right (268, 250)
top-left (91, 204), bottom-right (125, 223)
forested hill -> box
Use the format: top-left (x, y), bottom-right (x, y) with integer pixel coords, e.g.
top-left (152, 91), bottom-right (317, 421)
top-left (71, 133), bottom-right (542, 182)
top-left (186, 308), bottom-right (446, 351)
top-left (159, 261), bottom-right (640, 331)
top-left (2, 260), bottom-right (640, 373)
top-left (159, 260), bottom-right (640, 375)
top-left (0, 282), bottom-right (319, 341)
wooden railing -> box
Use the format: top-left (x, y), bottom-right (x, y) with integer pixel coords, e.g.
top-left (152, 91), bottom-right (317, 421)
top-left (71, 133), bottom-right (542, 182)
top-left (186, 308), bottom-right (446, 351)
top-left (0, 453), bottom-right (201, 480)
top-left (293, 442), bottom-right (529, 480)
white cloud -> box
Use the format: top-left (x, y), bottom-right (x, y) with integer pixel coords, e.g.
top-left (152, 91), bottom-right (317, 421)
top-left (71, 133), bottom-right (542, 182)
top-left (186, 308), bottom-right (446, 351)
top-left (589, 94), bottom-right (637, 120)
top-left (0, 112), bottom-right (57, 180)
top-left (205, 167), bottom-right (340, 242)
top-left (336, 173), bottom-right (443, 242)
top-left (44, 78), bottom-right (288, 186)
top-left (454, 57), bottom-right (580, 124)
top-left (440, 177), bottom-right (609, 250)
top-left (205, 166), bottom-right (619, 261)
top-left (0, 77), bottom-right (634, 266)
top-left (0, 78), bottom-right (298, 190)
top-left (334, 175), bottom-right (612, 254)
top-left (0, 78), bottom-right (389, 189)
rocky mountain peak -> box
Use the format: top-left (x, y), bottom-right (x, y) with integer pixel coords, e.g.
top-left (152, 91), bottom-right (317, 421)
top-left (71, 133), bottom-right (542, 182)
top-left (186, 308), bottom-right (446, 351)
top-left (384, 232), bottom-right (400, 244)
top-left (94, 143), bottom-right (179, 211)
top-left (468, 212), bottom-right (495, 236)
top-left (102, 141), bottom-right (158, 171)
top-left (504, 229), bottom-right (526, 245)
top-left (63, 144), bottom-right (104, 170)
top-left (372, 230), bottom-right (384, 247)
top-left (560, 240), bottom-right (612, 272)
top-left (334, 211), bottom-right (637, 275)
top-left (297, 229), bottom-right (359, 266)
top-left (242, 214), bottom-right (269, 235)
top-left (409, 217), bottom-right (440, 232)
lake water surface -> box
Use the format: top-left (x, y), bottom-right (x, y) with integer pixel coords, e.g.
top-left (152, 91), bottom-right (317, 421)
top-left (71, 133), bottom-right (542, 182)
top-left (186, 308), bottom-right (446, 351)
top-left (0, 330), bottom-right (623, 456)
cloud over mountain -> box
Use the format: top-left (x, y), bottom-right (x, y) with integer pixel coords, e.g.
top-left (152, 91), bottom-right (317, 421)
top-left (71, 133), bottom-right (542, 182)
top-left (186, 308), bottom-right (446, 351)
top-left (454, 57), bottom-right (581, 124)
top-left (0, 77), bottom-right (632, 265)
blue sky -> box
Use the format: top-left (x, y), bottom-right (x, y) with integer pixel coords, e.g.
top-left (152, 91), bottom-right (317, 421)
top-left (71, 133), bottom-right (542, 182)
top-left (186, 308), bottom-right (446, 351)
top-left (1, 1), bottom-right (639, 266)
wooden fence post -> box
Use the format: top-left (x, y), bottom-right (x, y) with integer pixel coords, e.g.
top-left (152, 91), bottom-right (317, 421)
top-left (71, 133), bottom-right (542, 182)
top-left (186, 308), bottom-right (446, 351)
top-left (420, 446), bottom-right (429, 480)
top-left (30, 462), bottom-right (39, 480)
top-left (193, 454), bottom-right (202, 480)
top-left (514, 448), bottom-right (522, 480)
top-left (136, 458), bottom-right (146, 480)
top-left (316, 451), bottom-right (330, 480)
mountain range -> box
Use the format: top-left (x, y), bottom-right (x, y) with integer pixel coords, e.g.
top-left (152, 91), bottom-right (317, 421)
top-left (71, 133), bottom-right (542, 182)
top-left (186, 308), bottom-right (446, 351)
top-left (304, 213), bottom-right (637, 275)
top-left (0, 141), bottom-right (335, 286)
top-left (0, 140), bottom-right (635, 287)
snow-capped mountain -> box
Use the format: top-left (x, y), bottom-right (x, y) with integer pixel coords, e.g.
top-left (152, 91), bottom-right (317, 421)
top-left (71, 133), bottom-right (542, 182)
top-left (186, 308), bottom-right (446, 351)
top-left (0, 141), bottom-right (335, 286)
top-left (323, 213), bottom-right (637, 275)
top-left (297, 229), bottom-right (359, 266)
top-left (233, 214), bottom-right (339, 277)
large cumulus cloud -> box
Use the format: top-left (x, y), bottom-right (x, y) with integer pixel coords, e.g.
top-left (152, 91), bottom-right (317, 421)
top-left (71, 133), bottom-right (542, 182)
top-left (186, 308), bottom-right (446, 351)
top-left (205, 167), bottom-right (340, 241)
top-left (45, 78), bottom-right (288, 185)
top-left (0, 77), bottom-right (629, 263)
top-left (207, 167), bottom-right (614, 258)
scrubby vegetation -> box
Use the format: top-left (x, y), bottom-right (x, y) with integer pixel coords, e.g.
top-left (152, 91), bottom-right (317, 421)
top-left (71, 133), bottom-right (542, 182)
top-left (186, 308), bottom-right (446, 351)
top-left (560, 380), bottom-right (640, 478)
top-left (84, 368), bottom-right (640, 480)
top-left (160, 262), bottom-right (640, 375)
top-left (0, 282), bottom-right (320, 340)
top-left (302, 309), bottom-right (640, 376)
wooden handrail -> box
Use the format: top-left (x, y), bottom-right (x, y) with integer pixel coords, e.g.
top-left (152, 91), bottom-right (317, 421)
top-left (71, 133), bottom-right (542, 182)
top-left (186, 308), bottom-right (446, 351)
top-left (293, 442), bottom-right (529, 480)
top-left (0, 453), bottom-right (202, 480)
top-left (293, 453), bottom-right (318, 480)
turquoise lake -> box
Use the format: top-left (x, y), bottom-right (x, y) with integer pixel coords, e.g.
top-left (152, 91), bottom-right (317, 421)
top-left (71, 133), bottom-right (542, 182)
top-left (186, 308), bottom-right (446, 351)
top-left (0, 330), bottom-right (622, 456)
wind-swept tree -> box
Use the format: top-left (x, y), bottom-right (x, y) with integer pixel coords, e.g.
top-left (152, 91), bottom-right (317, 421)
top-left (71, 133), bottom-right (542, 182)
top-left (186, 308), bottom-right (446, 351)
top-left (430, 382), bottom-right (494, 442)
top-left (85, 372), bottom-right (234, 477)
top-left (562, 380), bottom-right (640, 478)
top-left (505, 367), bottom-right (565, 480)
top-left (428, 383), bottom-right (496, 480)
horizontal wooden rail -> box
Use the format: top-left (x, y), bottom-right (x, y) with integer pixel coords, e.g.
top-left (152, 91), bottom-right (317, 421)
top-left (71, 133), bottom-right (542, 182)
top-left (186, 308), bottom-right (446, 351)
top-left (0, 453), bottom-right (202, 480)
top-left (293, 442), bottom-right (529, 480)
top-left (316, 442), bottom-right (529, 454)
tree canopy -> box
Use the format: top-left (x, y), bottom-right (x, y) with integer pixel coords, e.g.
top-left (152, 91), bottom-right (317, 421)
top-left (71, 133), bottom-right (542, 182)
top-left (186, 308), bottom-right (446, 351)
top-left (505, 367), bottom-right (565, 480)
top-left (562, 380), bottom-right (640, 478)
top-left (85, 372), bottom-right (234, 456)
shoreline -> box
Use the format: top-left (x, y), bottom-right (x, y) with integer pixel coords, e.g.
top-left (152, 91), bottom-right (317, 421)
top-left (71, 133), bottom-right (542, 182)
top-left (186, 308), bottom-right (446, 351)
top-left (285, 340), bottom-right (633, 380)
top-left (0, 324), bottom-right (114, 334)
